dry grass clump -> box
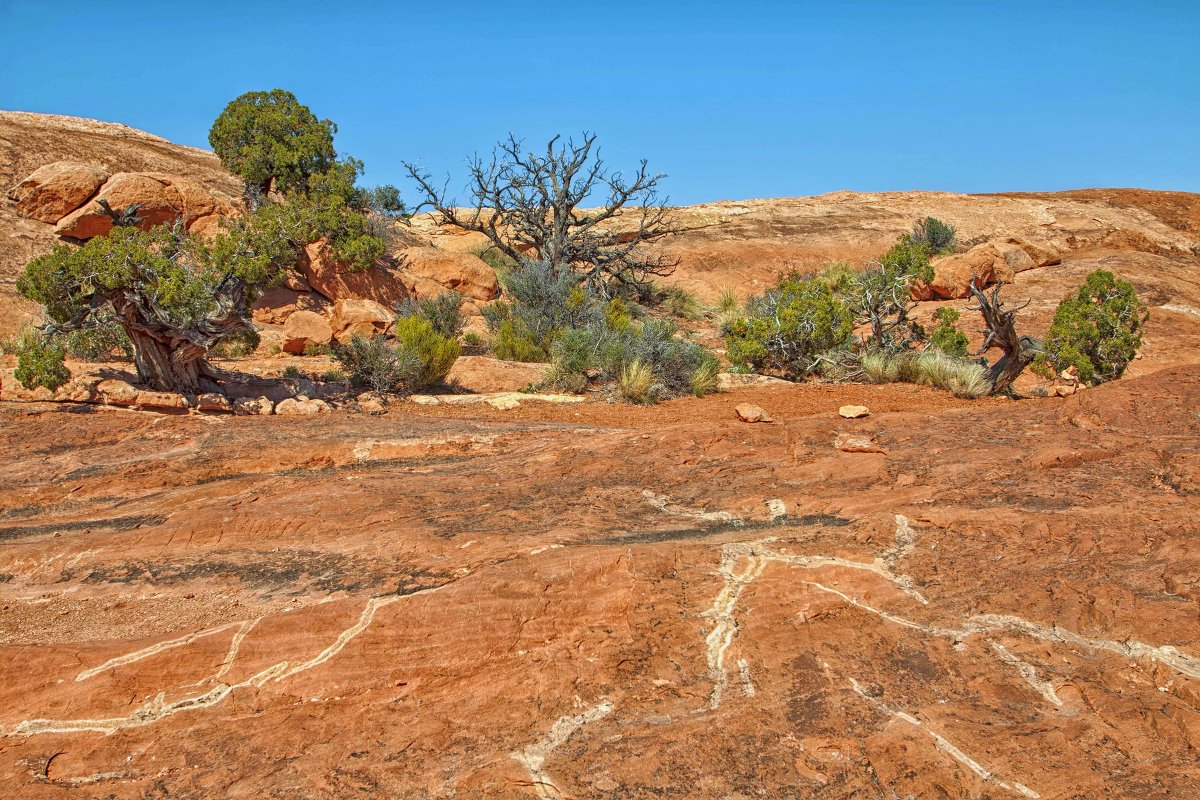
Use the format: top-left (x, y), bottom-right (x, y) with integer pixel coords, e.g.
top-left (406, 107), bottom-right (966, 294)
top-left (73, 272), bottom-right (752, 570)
top-left (862, 350), bottom-right (989, 398)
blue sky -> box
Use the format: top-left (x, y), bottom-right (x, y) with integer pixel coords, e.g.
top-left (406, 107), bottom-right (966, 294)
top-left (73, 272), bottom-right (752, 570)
top-left (1, 1), bottom-right (1197, 205)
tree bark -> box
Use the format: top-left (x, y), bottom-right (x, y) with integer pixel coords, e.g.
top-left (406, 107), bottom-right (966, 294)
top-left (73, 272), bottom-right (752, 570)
top-left (126, 329), bottom-right (208, 393)
top-left (968, 277), bottom-right (1041, 395)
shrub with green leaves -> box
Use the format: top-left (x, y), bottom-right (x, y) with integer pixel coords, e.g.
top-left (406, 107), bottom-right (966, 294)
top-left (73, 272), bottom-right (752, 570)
top-left (392, 315), bottom-right (461, 390)
top-left (846, 241), bottom-right (934, 352)
top-left (907, 216), bottom-right (957, 254)
top-left (724, 275), bottom-right (853, 378)
top-left (928, 307), bottom-right (969, 356)
top-left (860, 350), bottom-right (989, 398)
top-left (549, 318), bottom-right (719, 402)
top-left (14, 329), bottom-right (70, 391)
top-left (398, 291), bottom-right (465, 339)
top-left (61, 319), bottom-right (133, 361)
top-left (1041, 270), bottom-right (1147, 384)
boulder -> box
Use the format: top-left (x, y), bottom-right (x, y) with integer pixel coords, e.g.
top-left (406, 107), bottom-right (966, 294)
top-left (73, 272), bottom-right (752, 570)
top-left (329, 299), bottom-right (394, 344)
top-left (735, 403), bottom-right (773, 423)
top-left (299, 241), bottom-right (411, 307)
top-left (53, 172), bottom-right (236, 239)
top-left (914, 239), bottom-right (1057, 300)
top-left (446, 356), bottom-right (547, 393)
top-left (396, 247), bottom-right (500, 302)
top-left (251, 286), bottom-right (332, 325)
top-left (95, 379), bottom-right (139, 405)
top-left (275, 396), bottom-right (332, 416)
top-left (838, 405), bottom-right (871, 419)
top-left (233, 396), bottom-right (275, 415)
top-left (196, 392), bottom-right (233, 413)
top-left (8, 161), bottom-right (108, 223)
top-left (281, 310), bottom-right (333, 354)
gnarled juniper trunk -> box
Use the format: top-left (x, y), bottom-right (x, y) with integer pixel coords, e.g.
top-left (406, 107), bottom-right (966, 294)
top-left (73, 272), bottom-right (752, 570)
top-left (112, 274), bottom-right (251, 394)
top-left (968, 277), bottom-right (1041, 395)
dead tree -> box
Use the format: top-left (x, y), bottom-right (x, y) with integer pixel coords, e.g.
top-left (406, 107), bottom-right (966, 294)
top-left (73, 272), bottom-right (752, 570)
top-left (404, 133), bottom-right (678, 296)
top-left (967, 276), bottom-right (1042, 395)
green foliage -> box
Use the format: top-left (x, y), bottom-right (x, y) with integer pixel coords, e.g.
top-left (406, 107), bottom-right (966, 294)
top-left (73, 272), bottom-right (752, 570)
top-left (320, 369), bottom-right (347, 384)
top-left (282, 365), bottom-right (303, 379)
top-left (463, 331), bottom-right (484, 348)
top-left (846, 241), bottom-right (934, 352)
top-left (491, 318), bottom-right (549, 362)
top-left (484, 260), bottom-right (602, 348)
top-left (14, 329), bottom-right (70, 391)
top-left (1042, 270), bottom-right (1147, 384)
top-left (928, 306), bottom-right (969, 357)
top-left (860, 350), bottom-right (989, 398)
top-left (333, 335), bottom-right (413, 393)
top-left (391, 315), bottom-right (461, 390)
top-left (302, 342), bottom-right (332, 356)
top-left (663, 286), bottom-right (702, 320)
top-left (549, 318), bottom-right (719, 402)
top-left (476, 246), bottom-right (519, 273)
top-left (619, 360), bottom-right (656, 404)
top-left (907, 217), bottom-right (957, 254)
top-left (354, 184), bottom-right (407, 217)
top-left (210, 327), bottom-right (260, 359)
top-left (209, 89), bottom-right (337, 196)
top-left (239, 193), bottom-right (384, 273)
top-left (18, 224), bottom-right (278, 340)
top-left (61, 319), bottom-right (132, 361)
top-left (812, 261), bottom-right (856, 294)
top-left (398, 291), bottom-right (465, 339)
top-left (603, 297), bottom-right (634, 332)
top-left (724, 275), bottom-right (854, 378)
top-left (716, 286), bottom-right (740, 314)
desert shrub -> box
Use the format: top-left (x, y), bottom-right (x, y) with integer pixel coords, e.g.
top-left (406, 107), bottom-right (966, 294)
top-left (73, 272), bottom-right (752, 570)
top-left (812, 261), bottom-right (856, 294)
top-left (847, 242), bottom-right (934, 352)
top-left (320, 369), bottom-right (347, 383)
top-left (663, 286), bottom-right (703, 320)
top-left (908, 217), bottom-right (957, 254)
top-left (14, 330), bottom-right (70, 391)
top-left (282, 365), bottom-right (303, 379)
top-left (333, 335), bottom-right (413, 393)
top-left (303, 342), bottom-right (332, 356)
top-left (392, 316), bottom-right (461, 390)
top-left (210, 327), bottom-right (260, 359)
top-left (463, 331), bottom-right (484, 348)
top-left (491, 317), bottom-right (549, 362)
top-left (398, 290), bottom-right (465, 339)
top-left (928, 307), bottom-right (969, 356)
top-left (549, 318), bottom-right (718, 402)
top-left (724, 275), bottom-right (854, 378)
top-left (603, 297), bottom-right (635, 331)
top-left (1041, 270), bottom-right (1147, 385)
top-left (861, 350), bottom-right (988, 398)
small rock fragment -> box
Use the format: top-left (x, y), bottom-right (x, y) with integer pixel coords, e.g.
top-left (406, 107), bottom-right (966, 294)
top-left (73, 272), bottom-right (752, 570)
top-left (834, 433), bottom-right (887, 454)
top-left (735, 403), bottom-right (772, 423)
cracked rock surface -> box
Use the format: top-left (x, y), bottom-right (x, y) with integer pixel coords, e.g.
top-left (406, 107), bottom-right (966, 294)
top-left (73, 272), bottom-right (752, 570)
top-left (1, 368), bottom-right (1199, 799)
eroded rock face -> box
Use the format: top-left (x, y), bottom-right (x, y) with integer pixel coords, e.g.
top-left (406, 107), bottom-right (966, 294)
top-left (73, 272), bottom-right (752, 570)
top-left (915, 238), bottom-right (1058, 300)
top-left (7, 160), bottom-right (108, 223)
top-left (395, 246), bottom-right (500, 302)
top-left (0, 369), bottom-right (1199, 797)
top-left (299, 240), bottom-right (411, 308)
top-left (281, 310), bottom-right (333, 354)
top-left (329, 299), bottom-right (394, 344)
top-left (53, 172), bottom-right (237, 239)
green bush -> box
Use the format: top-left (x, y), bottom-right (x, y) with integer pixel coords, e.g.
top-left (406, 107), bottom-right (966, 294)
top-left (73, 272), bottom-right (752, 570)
top-left (907, 217), bottom-right (957, 254)
top-left (928, 307), bottom-right (969, 356)
top-left (398, 290), bottom-right (465, 339)
top-left (392, 315), bottom-right (461, 390)
top-left (333, 335), bottom-right (414, 393)
top-left (846, 241), bottom-right (934, 352)
top-left (724, 275), bottom-right (853, 378)
top-left (491, 317), bottom-right (549, 362)
top-left (663, 286), bottom-right (703, 320)
top-left (14, 330), bottom-right (70, 391)
top-left (476, 246), bottom-right (518, 273)
top-left (61, 320), bottom-right (133, 361)
top-left (1042, 270), bottom-right (1147, 384)
top-left (812, 261), bottom-right (856, 294)
top-left (282, 365), bottom-right (303, 379)
top-left (550, 318), bottom-right (719, 402)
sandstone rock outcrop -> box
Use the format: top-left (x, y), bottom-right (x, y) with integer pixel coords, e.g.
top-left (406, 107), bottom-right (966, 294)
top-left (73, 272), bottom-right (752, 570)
top-left (281, 310), bottom-right (333, 354)
top-left (298, 241), bottom-right (411, 307)
top-left (52, 172), bottom-right (236, 239)
top-left (395, 246), bottom-right (500, 302)
top-left (6, 160), bottom-right (108, 223)
top-left (329, 299), bottom-right (394, 343)
top-left (914, 238), bottom-right (1062, 300)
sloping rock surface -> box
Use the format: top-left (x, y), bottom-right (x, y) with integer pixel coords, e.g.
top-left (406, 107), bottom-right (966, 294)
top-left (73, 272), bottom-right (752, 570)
top-left (1, 368), bottom-right (1197, 798)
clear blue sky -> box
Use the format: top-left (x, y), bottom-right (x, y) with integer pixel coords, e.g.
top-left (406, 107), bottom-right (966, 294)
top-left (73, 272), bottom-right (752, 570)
top-left (1, 1), bottom-right (1197, 205)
